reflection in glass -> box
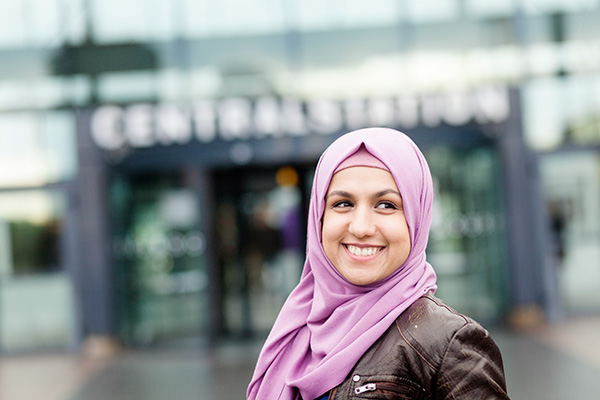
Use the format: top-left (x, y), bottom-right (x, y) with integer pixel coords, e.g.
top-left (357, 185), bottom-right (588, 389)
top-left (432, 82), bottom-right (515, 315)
top-left (426, 146), bottom-right (507, 322)
top-left (0, 111), bottom-right (77, 187)
top-left (111, 172), bottom-right (208, 346)
top-left (0, 190), bottom-right (74, 352)
top-left (215, 166), bottom-right (306, 338)
top-left (540, 152), bottom-right (600, 311)
top-left (0, 190), bottom-right (64, 275)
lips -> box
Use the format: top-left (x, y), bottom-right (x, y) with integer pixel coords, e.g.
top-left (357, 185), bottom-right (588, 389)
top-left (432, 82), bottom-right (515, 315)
top-left (345, 244), bottom-right (383, 257)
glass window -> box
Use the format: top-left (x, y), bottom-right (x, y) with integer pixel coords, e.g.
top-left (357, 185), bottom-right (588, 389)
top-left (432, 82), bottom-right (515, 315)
top-left (111, 172), bottom-right (210, 345)
top-left (336, 0), bottom-right (398, 28)
top-left (0, 81), bottom-right (27, 110)
top-left (0, 189), bottom-right (74, 352)
top-left (0, 1), bottom-right (26, 48)
top-left (61, 0), bottom-right (88, 46)
top-left (27, 0), bottom-right (61, 47)
top-left (427, 146), bottom-right (508, 322)
top-left (0, 111), bottom-right (77, 187)
top-left (523, 74), bottom-right (600, 151)
top-left (0, 77), bottom-right (88, 111)
top-left (183, 0), bottom-right (285, 38)
top-left (157, 69), bottom-right (187, 101)
top-left (0, 0), bottom-right (85, 49)
top-left (522, 77), bottom-right (567, 151)
top-left (464, 46), bottom-right (525, 83)
top-left (97, 71), bottom-right (157, 102)
top-left (522, 0), bottom-right (600, 14)
top-left (563, 41), bottom-right (600, 73)
top-left (465, 0), bottom-right (514, 18)
top-left (539, 151), bottom-right (600, 311)
top-left (564, 74), bottom-right (600, 144)
top-left (214, 166), bottom-right (306, 337)
top-left (294, 0), bottom-right (333, 30)
top-left (528, 43), bottom-right (561, 76)
top-left (406, 0), bottom-right (460, 23)
top-left (66, 75), bottom-right (93, 105)
top-left (92, 0), bottom-right (287, 41)
top-left (294, 0), bottom-right (398, 30)
top-left (0, 190), bottom-right (64, 275)
top-left (189, 67), bottom-right (222, 98)
top-left (91, 0), bottom-right (173, 43)
top-left (406, 51), bottom-right (466, 91)
top-left (567, 10), bottom-right (600, 42)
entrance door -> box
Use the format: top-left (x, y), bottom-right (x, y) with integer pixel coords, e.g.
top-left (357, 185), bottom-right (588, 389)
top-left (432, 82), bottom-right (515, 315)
top-left (214, 165), bottom-right (308, 338)
top-left (425, 145), bottom-right (508, 322)
top-left (111, 170), bottom-right (209, 346)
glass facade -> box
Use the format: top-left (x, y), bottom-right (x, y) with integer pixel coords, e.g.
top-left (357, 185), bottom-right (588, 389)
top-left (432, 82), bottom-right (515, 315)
top-left (0, 112), bottom-right (77, 187)
top-left (214, 165), bottom-right (309, 338)
top-left (2, 0), bottom-right (600, 351)
top-left (539, 151), bottom-right (600, 312)
top-left (0, 107), bottom-right (78, 352)
top-left (111, 171), bottom-right (210, 346)
top-left (427, 146), bottom-right (508, 322)
top-left (0, 189), bottom-right (74, 351)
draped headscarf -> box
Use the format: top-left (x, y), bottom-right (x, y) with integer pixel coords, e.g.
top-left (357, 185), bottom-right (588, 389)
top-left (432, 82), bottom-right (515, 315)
top-left (247, 127), bottom-right (437, 400)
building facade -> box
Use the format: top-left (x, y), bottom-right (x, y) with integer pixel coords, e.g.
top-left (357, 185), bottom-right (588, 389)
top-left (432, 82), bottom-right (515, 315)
top-left (1, 0), bottom-right (600, 353)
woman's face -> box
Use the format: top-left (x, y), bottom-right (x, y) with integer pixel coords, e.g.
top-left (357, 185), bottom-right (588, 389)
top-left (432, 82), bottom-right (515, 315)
top-left (322, 166), bottom-right (411, 285)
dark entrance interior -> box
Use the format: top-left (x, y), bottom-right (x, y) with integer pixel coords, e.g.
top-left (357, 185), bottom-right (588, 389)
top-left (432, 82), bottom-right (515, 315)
top-left (213, 164), bottom-right (312, 338)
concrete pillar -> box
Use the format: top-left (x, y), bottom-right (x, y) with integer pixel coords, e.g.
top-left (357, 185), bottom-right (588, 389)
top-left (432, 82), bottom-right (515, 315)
top-left (74, 110), bottom-right (118, 351)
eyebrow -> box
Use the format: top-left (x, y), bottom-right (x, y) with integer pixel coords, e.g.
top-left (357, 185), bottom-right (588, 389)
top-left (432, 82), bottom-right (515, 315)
top-left (326, 189), bottom-right (402, 199)
top-left (326, 190), bottom-right (352, 199)
top-left (374, 189), bottom-right (402, 198)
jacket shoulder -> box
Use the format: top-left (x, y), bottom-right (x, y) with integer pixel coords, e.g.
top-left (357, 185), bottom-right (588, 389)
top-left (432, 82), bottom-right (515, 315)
top-left (398, 294), bottom-right (473, 332)
top-left (330, 294), bottom-right (507, 399)
top-left (395, 294), bottom-right (482, 370)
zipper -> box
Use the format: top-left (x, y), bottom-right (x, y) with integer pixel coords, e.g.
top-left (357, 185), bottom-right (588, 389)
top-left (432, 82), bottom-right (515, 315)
top-left (354, 383), bottom-right (376, 394)
top-left (354, 381), bottom-right (424, 396)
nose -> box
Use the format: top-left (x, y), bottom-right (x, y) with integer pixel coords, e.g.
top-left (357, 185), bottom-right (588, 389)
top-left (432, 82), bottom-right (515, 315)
top-left (348, 207), bottom-right (376, 238)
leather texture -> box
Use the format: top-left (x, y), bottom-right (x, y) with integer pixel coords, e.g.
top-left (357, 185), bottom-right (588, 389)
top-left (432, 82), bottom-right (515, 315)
top-left (328, 294), bottom-right (509, 399)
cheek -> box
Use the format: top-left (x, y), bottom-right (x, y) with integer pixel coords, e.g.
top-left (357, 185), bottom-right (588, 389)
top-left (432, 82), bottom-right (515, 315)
top-left (387, 217), bottom-right (411, 248)
top-left (321, 213), bottom-right (338, 242)
top-left (321, 213), bottom-right (345, 252)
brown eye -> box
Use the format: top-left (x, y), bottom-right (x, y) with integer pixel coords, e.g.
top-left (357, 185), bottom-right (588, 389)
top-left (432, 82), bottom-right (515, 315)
top-left (333, 200), bottom-right (353, 208)
top-left (376, 201), bottom-right (397, 210)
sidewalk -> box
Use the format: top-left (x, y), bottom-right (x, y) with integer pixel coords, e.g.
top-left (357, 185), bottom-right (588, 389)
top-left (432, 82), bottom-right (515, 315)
top-left (0, 352), bottom-right (110, 400)
top-left (2, 316), bottom-right (600, 400)
top-left (495, 316), bottom-right (600, 400)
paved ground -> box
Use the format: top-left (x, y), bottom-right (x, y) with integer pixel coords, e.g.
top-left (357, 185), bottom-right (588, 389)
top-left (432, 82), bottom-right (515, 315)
top-left (2, 316), bottom-right (600, 400)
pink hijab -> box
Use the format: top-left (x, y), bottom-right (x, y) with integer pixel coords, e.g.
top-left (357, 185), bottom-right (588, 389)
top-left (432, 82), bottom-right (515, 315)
top-left (247, 127), bottom-right (437, 400)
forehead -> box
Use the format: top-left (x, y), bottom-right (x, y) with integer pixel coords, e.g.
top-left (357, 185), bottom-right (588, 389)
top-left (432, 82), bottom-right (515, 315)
top-left (327, 166), bottom-right (399, 193)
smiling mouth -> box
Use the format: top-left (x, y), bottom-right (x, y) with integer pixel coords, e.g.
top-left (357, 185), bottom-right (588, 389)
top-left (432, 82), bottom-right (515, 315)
top-left (345, 245), bottom-right (383, 257)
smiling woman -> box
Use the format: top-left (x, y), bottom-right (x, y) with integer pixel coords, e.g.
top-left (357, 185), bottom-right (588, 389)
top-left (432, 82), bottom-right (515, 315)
top-left (322, 163), bottom-right (411, 286)
top-left (247, 127), bottom-right (509, 400)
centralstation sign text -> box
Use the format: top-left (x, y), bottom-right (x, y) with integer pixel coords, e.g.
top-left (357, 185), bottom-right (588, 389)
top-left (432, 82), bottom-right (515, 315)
top-left (90, 85), bottom-right (510, 151)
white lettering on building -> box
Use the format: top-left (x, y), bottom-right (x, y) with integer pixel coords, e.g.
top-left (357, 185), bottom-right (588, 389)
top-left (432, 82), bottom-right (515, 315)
top-left (192, 101), bottom-right (217, 143)
top-left (89, 86), bottom-right (510, 151)
top-left (90, 105), bottom-right (126, 150)
top-left (254, 96), bottom-right (284, 138)
top-left (156, 104), bottom-right (192, 145)
top-left (219, 98), bottom-right (252, 141)
top-left (126, 104), bottom-right (154, 147)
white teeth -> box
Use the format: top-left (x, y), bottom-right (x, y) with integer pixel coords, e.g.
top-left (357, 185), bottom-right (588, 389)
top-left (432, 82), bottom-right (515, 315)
top-left (347, 245), bottom-right (381, 257)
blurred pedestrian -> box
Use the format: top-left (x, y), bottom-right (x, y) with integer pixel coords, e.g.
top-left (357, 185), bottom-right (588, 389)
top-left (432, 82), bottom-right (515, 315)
top-left (247, 127), bottom-right (509, 399)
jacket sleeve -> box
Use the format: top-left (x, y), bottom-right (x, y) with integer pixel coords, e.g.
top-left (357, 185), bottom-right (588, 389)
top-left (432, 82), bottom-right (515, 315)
top-left (434, 322), bottom-right (510, 399)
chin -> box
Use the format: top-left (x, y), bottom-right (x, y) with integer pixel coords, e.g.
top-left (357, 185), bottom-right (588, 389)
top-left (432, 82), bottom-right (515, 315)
top-left (344, 274), bottom-right (378, 286)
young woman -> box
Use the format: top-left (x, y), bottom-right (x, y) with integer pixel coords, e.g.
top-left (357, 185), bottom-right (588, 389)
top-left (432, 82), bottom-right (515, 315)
top-left (247, 128), bottom-right (509, 399)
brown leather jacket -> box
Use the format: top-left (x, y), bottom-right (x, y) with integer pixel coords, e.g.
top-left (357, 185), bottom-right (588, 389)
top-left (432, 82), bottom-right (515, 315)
top-left (328, 294), bottom-right (509, 399)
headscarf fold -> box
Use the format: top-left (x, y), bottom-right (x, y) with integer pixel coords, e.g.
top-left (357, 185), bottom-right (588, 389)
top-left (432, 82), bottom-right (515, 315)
top-left (247, 127), bottom-right (437, 400)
